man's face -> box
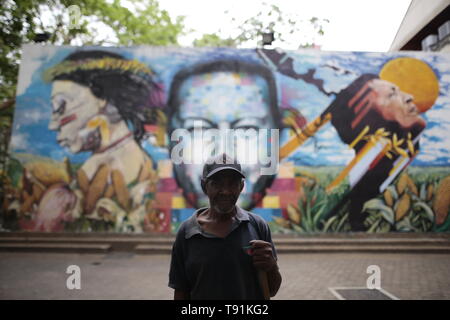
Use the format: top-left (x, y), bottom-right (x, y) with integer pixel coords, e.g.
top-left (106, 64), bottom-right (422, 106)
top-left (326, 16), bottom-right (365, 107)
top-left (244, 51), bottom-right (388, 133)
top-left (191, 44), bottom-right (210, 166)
top-left (205, 170), bottom-right (244, 215)
top-left (170, 71), bottom-right (277, 208)
top-left (49, 80), bottom-right (105, 153)
top-left (369, 79), bottom-right (425, 130)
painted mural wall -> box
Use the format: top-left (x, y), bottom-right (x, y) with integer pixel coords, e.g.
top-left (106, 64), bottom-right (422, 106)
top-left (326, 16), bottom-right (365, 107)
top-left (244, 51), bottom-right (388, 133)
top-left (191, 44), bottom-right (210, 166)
top-left (2, 44), bottom-right (450, 233)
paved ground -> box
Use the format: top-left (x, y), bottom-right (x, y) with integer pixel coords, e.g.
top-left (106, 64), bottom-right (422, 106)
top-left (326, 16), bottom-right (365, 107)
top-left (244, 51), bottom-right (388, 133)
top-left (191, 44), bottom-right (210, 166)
top-left (1, 252), bottom-right (449, 300)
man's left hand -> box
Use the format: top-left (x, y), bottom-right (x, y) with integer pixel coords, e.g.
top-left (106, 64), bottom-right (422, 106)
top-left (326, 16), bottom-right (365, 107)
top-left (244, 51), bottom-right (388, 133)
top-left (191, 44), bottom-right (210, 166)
top-left (249, 240), bottom-right (277, 272)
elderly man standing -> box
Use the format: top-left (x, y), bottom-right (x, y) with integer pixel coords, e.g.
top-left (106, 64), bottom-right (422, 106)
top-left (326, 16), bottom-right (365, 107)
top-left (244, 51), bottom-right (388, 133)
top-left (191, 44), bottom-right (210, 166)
top-left (169, 153), bottom-right (282, 300)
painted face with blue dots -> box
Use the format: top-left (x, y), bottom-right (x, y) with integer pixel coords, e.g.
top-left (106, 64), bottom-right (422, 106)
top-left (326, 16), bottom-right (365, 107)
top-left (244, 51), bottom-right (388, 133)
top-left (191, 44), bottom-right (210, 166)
top-left (178, 72), bottom-right (271, 123)
top-left (173, 71), bottom-right (277, 208)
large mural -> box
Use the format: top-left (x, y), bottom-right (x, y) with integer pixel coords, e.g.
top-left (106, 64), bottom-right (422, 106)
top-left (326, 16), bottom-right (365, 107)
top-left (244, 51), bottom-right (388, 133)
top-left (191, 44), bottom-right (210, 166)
top-left (2, 44), bottom-right (450, 233)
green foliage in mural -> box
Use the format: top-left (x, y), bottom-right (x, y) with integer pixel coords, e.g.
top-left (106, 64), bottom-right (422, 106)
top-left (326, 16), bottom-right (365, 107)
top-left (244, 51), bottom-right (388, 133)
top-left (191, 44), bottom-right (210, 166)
top-left (270, 167), bottom-right (450, 233)
top-left (270, 166), bottom-right (351, 234)
top-left (363, 169), bottom-right (450, 232)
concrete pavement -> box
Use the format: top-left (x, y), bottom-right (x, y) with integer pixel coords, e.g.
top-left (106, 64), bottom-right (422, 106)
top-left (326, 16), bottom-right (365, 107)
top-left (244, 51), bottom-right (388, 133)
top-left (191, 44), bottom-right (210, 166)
top-left (1, 251), bottom-right (449, 300)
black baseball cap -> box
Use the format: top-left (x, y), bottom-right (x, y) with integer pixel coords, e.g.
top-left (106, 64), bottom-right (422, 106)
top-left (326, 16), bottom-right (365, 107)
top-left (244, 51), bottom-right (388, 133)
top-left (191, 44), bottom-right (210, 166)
top-left (202, 153), bottom-right (246, 180)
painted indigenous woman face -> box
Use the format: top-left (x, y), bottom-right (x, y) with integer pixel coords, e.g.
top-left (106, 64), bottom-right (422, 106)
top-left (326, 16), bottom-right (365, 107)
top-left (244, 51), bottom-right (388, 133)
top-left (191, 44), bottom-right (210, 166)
top-left (49, 80), bottom-right (106, 153)
top-left (369, 79), bottom-right (426, 130)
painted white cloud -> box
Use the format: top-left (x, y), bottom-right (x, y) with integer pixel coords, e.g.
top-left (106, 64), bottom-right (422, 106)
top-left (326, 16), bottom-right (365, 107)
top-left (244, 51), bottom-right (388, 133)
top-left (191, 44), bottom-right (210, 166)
top-left (416, 153), bottom-right (439, 162)
top-left (365, 58), bottom-right (385, 69)
top-left (421, 143), bottom-right (450, 153)
top-left (9, 133), bottom-right (30, 151)
top-left (318, 127), bottom-right (337, 139)
top-left (425, 108), bottom-right (450, 124)
top-left (441, 74), bottom-right (450, 83)
top-left (361, 52), bottom-right (386, 59)
top-left (420, 124), bottom-right (450, 163)
top-left (16, 44), bottom-right (59, 96)
top-left (324, 150), bottom-right (355, 163)
top-left (15, 108), bottom-right (49, 126)
top-left (134, 45), bottom-right (202, 61)
top-left (435, 95), bottom-right (450, 105)
top-left (292, 50), bottom-right (323, 65)
top-left (422, 125), bottom-right (450, 142)
top-left (292, 140), bottom-right (315, 154)
top-left (433, 61), bottom-right (450, 72)
top-left (421, 137), bottom-right (449, 149)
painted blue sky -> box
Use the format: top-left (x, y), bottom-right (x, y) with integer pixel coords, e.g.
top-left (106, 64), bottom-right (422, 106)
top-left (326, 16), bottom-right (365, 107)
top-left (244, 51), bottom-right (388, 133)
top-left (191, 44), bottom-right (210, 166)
top-left (10, 44), bottom-right (450, 167)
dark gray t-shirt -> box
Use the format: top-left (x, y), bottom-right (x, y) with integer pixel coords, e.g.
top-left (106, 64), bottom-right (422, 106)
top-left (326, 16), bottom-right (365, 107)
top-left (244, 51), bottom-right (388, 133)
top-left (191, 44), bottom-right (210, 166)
top-left (168, 206), bottom-right (277, 300)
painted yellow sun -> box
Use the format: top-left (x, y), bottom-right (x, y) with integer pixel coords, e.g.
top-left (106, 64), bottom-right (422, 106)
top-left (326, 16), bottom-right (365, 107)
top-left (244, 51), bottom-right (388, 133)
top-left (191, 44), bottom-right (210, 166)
top-left (379, 57), bottom-right (439, 113)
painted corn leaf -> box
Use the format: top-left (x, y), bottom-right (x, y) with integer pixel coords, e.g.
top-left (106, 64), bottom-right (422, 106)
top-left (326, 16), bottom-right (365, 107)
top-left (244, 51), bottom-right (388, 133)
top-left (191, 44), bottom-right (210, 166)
top-left (363, 199), bottom-right (395, 225)
top-left (413, 201), bottom-right (434, 222)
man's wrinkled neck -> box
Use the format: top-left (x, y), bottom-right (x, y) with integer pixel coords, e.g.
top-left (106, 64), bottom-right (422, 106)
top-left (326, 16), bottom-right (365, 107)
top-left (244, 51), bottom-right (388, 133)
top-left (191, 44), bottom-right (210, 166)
top-left (208, 205), bottom-right (237, 222)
